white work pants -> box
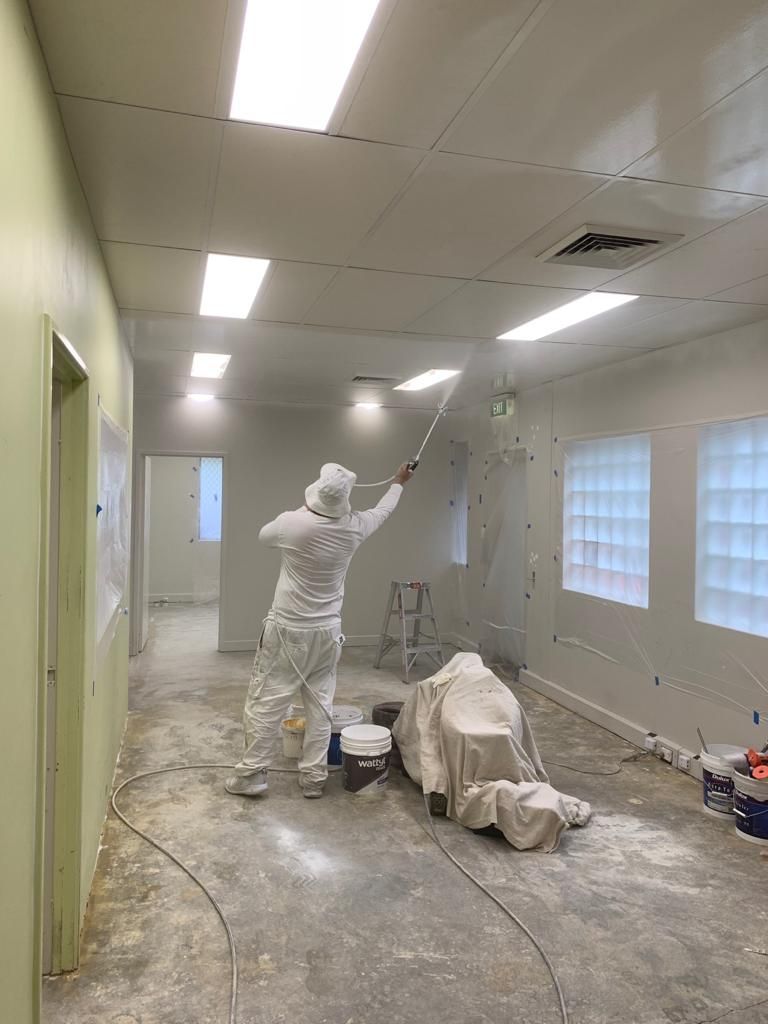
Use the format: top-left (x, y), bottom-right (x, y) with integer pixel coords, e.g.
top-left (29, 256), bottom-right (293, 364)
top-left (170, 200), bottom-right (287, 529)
top-left (234, 620), bottom-right (342, 785)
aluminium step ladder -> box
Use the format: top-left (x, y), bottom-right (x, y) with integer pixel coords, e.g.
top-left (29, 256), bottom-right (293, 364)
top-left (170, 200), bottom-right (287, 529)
top-left (373, 580), bottom-right (445, 683)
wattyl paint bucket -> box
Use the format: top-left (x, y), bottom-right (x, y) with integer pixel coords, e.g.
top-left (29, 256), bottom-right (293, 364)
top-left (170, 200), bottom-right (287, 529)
top-left (341, 724), bottom-right (391, 796)
top-left (700, 744), bottom-right (745, 818)
top-left (328, 706), bottom-right (364, 766)
top-left (281, 717), bottom-right (305, 759)
top-left (733, 770), bottom-right (768, 846)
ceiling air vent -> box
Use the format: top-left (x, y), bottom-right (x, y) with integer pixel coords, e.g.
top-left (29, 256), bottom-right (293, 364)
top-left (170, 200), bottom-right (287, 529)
top-left (538, 225), bottom-right (683, 271)
top-left (352, 375), bottom-right (401, 386)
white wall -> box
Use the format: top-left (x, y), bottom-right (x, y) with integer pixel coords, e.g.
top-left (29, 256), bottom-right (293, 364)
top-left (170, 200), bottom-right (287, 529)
top-left (453, 321), bottom-right (768, 755)
top-left (134, 399), bottom-right (455, 648)
top-left (148, 456), bottom-right (221, 603)
top-left (0, 0), bottom-right (132, 1015)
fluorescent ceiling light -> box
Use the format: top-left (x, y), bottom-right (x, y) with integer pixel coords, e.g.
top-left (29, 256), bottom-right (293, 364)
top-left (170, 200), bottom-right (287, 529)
top-left (191, 352), bottom-right (232, 379)
top-left (355, 402), bottom-right (381, 409)
top-left (394, 369), bottom-right (460, 392)
top-left (497, 292), bottom-right (639, 341)
top-left (187, 394), bottom-right (215, 403)
top-left (200, 254), bottom-right (270, 319)
top-left (230, 0), bottom-right (381, 131)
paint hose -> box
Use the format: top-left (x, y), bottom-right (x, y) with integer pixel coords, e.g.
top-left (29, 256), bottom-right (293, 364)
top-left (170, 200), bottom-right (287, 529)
top-left (111, 763), bottom-right (342, 1024)
top-left (354, 405), bottom-right (447, 487)
top-left (422, 792), bottom-right (570, 1024)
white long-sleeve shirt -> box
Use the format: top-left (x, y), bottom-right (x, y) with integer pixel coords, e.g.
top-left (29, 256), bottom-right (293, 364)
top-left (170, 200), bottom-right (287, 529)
top-left (258, 484), bottom-right (403, 629)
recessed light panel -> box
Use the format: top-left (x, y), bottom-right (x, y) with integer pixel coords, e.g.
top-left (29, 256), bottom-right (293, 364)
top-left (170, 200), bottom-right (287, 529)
top-left (394, 369), bottom-right (460, 392)
top-left (200, 254), bottom-right (270, 319)
top-left (230, 0), bottom-right (381, 131)
top-left (497, 293), bottom-right (638, 341)
top-left (355, 402), bottom-right (381, 409)
top-left (187, 394), bottom-right (216, 403)
top-left (191, 352), bottom-right (232, 379)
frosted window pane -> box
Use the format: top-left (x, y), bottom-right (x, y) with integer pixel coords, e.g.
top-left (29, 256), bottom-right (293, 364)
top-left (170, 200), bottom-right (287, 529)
top-left (563, 434), bottom-right (650, 607)
top-left (695, 416), bottom-right (768, 638)
top-left (199, 457), bottom-right (223, 542)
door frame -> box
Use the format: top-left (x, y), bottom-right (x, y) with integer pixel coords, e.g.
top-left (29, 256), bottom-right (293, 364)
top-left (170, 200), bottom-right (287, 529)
top-left (130, 449), bottom-right (228, 654)
top-left (36, 316), bottom-right (90, 979)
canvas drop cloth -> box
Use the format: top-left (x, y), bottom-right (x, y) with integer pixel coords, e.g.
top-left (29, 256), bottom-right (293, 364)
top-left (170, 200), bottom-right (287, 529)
top-left (393, 653), bottom-right (591, 852)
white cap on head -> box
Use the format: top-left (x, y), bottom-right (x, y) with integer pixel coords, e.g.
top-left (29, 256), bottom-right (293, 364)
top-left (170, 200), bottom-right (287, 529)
top-left (305, 463), bottom-right (357, 519)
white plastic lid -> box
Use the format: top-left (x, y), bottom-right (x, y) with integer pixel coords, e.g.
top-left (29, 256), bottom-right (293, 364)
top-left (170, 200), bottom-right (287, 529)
top-left (341, 724), bottom-right (390, 743)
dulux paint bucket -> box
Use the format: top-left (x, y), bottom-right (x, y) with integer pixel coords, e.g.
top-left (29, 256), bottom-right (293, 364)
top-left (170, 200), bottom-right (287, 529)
top-left (733, 770), bottom-right (768, 846)
top-left (700, 744), bottom-right (745, 818)
top-left (341, 724), bottom-right (391, 796)
top-left (287, 704), bottom-right (364, 764)
top-left (281, 717), bottom-right (305, 759)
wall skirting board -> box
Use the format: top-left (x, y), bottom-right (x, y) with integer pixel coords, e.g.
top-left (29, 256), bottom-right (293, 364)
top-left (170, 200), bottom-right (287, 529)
top-left (520, 668), bottom-right (649, 749)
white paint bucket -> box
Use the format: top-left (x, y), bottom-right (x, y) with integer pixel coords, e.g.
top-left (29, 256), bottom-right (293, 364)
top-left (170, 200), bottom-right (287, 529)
top-left (281, 717), bottom-right (305, 759)
top-left (733, 770), bottom-right (768, 846)
top-left (341, 724), bottom-right (391, 796)
top-left (700, 744), bottom-right (745, 818)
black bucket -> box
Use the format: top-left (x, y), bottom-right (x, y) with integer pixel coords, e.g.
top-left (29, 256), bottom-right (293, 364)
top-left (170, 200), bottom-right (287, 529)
top-left (372, 701), bottom-right (406, 773)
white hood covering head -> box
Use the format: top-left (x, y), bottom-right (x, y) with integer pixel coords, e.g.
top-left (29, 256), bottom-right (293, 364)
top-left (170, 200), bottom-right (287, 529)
top-left (305, 463), bottom-right (357, 519)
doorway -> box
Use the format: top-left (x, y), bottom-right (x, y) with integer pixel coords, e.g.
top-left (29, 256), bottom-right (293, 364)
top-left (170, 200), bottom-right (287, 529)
top-left (131, 454), bottom-right (225, 656)
top-left (39, 321), bottom-right (89, 977)
top-left (480, 449), bottom-right (528, 669)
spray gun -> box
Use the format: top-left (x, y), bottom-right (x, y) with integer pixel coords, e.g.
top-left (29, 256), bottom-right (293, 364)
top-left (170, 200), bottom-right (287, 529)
top-left (407, 404), bottom-right (447, 472)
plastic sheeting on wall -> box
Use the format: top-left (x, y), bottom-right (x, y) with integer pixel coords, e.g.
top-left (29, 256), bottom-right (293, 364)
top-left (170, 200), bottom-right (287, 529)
top-left (96, 406), bottom-right (130, 651)
top-left (479, 449), bottom-right (527, 668)
top-left (552, 417), bottom-right (768, 737)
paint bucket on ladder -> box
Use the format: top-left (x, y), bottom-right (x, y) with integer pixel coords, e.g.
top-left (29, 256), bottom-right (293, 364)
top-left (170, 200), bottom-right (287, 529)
top-left (700, 744), bottom-right (745, 818)
top-left (281, 717), bottom-right (305, 759)
top-left (341, 724), bottom-right (391, 796)
top-left (733, 770), bottom-right (768, 846)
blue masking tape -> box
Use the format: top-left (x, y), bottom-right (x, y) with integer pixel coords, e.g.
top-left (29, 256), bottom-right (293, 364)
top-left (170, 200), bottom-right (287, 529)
top-left (754, 711), bottom-right (760, 725)
top-left (655, 676), bottom-right (660, 686)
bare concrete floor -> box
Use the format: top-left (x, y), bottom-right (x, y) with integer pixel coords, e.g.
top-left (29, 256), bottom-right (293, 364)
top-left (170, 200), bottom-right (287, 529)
top-left (44, 604), bottom-right (768, 1024)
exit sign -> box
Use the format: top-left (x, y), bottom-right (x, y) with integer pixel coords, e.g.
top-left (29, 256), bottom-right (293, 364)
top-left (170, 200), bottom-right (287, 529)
top-left (491, 396), bottom-right (513, 418)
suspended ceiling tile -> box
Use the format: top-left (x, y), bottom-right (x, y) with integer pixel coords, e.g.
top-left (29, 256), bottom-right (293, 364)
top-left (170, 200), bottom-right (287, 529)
top-left (709, 275), bottom-right (768, 304)
top-left (587, 299), bottom-right (768, 350)
top-left (408, 281), bottom-right (585, 339)
top-left (59, 97), bottom-right (220, 248)
top-left (450, 340), bottom-right (650, 402)
top-left (339, 0), bottom-right (539, 148)
top-left (445, 0), bottom-right (768, 173)
top-left (483, 176), bottom-right (765, 289)
top-left (252, 262), bottom-right (340, 323)
top-left (209, 123), bottom-right (423, 265)
top-left (304, 268), bottom-right (465, 332)
top-left (29, 0), bottom-right (230, 115)
top-left (102, 242), bottom-right (203, 314)
top-left (627, 70), bottom-right (768, 196)
top-left (602, 205), bottom-right (768, 298)
top-left (352, 153), bottom-right (604, 278)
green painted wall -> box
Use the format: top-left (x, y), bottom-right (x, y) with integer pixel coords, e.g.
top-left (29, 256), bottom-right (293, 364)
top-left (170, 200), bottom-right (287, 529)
top-left (0, 2), bottom-right (132, 1021)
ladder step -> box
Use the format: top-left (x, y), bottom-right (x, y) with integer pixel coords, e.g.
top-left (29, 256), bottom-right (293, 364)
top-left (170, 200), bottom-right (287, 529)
top-left (403, 643), bottom-right (443, 653)
top-left (392, 610), bottom-right (436, 620)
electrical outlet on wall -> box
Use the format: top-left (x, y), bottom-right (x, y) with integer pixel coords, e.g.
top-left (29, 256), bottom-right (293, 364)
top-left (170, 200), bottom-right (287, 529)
top-left (678, 749), bottom-right (694, 774)
top-left (644, 732), bottom-right (658, 751)
top-left (655, 737), bottom-right (679, 768)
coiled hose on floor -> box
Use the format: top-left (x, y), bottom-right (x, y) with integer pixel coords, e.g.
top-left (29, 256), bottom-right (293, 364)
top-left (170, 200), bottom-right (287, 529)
top-left (110, 761), bottom-right (578, 1024)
